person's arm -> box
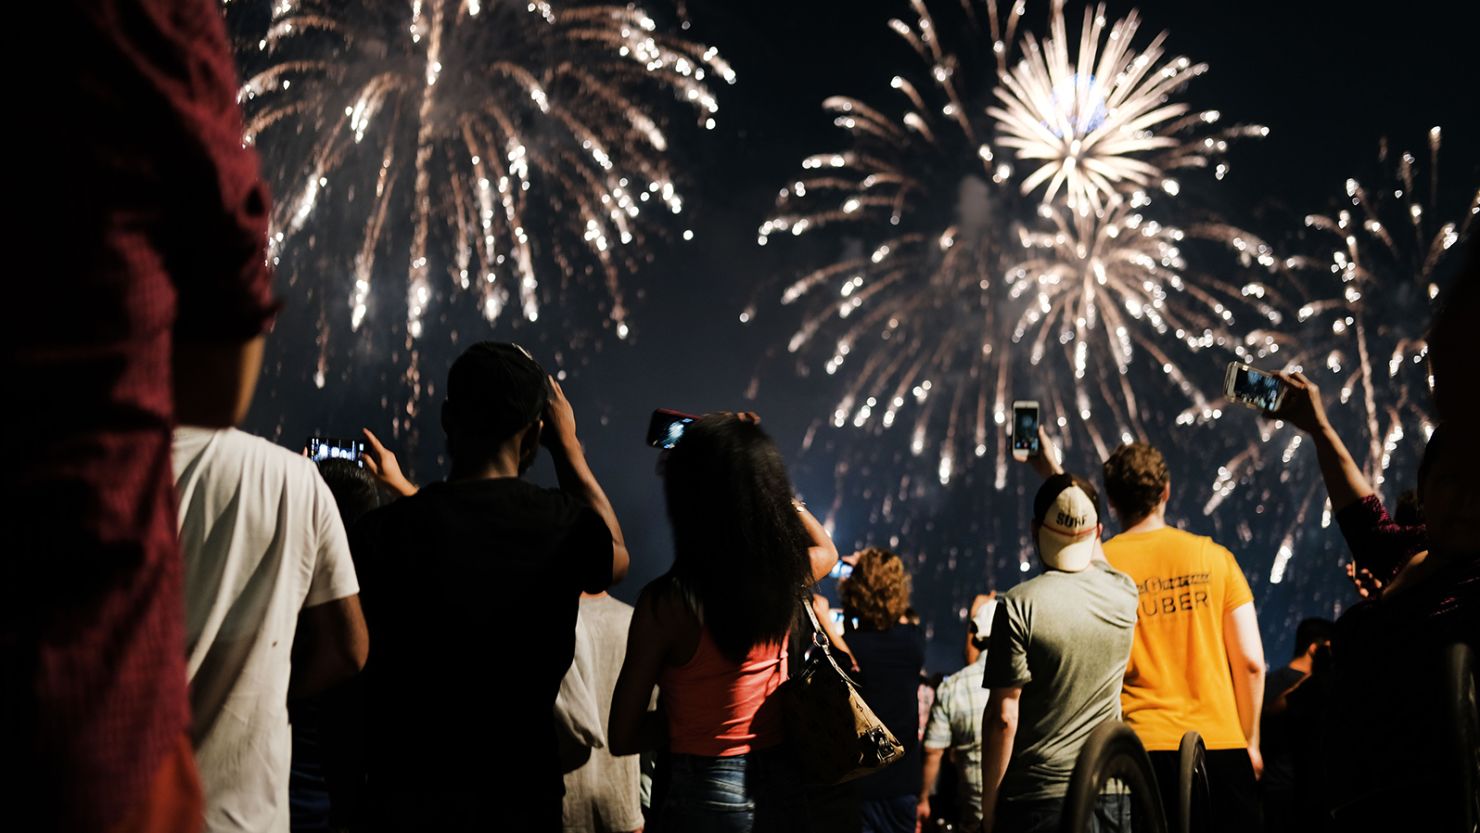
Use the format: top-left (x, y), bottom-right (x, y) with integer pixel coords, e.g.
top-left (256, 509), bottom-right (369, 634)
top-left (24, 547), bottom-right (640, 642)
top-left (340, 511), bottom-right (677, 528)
top-left (918, 745), bottom-right (946, 829)
top-left (543, 378), bottom-right (630, 586)
top-left (1024, 425), bottom-right (1065, 480)
top-left (1271, 372), bottom-right (1373, 512)
top-left (1223, 601), bottom-right (1266, 779)
top-left (810, 594), bottom-right (856, 667)
top-left (979, 686), bottom-right (1022, 833)
top-left (360, 428), bottom-right (418, 497)
top-left (797, 502), bottom-right (840, 583)
top-left (608, 589), bottom-right (671, 757)
top-left (290, 595), bottom-right (369, 699)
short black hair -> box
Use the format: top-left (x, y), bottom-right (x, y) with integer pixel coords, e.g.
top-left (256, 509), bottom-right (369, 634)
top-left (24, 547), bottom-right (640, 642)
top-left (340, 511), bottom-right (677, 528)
top-left (441, 342), bottom-right (547, 458)
top-left (1293, 618), bottom-right (1334, 658)
top-left (316, 459), bottom-right (380, 527)
top-left (1033, 472), bottom-right (1101, 526)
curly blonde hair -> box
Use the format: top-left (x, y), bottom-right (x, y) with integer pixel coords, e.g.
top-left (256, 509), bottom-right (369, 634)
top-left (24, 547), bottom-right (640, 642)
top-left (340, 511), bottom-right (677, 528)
top-left (840, 548), bottom-right (912, 631)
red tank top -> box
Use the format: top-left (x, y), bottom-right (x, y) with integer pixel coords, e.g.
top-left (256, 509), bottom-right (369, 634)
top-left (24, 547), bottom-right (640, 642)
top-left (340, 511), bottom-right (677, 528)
top-left (659, 627), bottom-right (788, 757)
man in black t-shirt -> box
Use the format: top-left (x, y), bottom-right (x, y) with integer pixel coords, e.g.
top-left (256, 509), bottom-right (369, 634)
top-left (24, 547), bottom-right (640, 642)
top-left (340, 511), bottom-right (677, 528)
top-left (1260, 617), bottom-right (1332, 833)
top-left (350, 342), bottom-right (629, 832)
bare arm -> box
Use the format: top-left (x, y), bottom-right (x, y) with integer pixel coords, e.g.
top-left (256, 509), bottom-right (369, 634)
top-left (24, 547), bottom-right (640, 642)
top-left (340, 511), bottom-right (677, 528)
top-left (1223, 601), bottom-right (1266, 779)
top-left (797, 503), bottom-right (840, 584)
top-left (979, 686), bottom-right (1021, 833)
top-left (544, 378), bottom-right (630, 586)
top-left (360, 428), bottom-right (418, 497)
top-left (1272, 372), bottom-right (1373, 512)
top-left (173, 337), bottom-right (265, 427)
top-left (608, 590), bottom-right (671, 757)
top-left (918, 746), bottom-right (946, 828)
top-left (289, 595), bottom-right (369, 700)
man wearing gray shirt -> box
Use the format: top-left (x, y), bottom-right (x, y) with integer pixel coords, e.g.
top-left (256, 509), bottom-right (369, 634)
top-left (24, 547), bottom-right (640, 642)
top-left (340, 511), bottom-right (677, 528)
top-left (980, 473), bottom-right (1138, 833)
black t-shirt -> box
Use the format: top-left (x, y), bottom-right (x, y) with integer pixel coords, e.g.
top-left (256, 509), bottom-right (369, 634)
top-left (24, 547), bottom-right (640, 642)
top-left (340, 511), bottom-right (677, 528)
top-left (1260, 664), bottom-right (1307, 790)
top-left (846, 623), bottom-right (926, 798)
top-left (349, 478), bottom-right (612, 806)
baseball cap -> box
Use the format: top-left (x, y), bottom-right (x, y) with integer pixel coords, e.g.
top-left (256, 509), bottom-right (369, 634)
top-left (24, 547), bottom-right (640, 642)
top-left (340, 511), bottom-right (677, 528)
top-left (443, 342), bottom-right (548, 440)
top-left (1032, 473), bottom-right (1101, 572)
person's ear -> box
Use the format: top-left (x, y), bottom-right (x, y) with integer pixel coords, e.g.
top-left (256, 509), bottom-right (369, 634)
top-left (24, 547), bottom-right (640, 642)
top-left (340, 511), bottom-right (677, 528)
top-left (1161, 482), bottom-right (1171, 505)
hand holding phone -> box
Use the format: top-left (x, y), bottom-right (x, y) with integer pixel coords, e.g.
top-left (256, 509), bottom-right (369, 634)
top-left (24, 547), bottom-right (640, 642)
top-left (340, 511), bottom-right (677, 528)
top-left (1011, 401), bottom-right (1041, 462)
top-left (1266, 371), bottom-right (1330, 434)
top-left (1224, 362), bottom-right (1288, 412)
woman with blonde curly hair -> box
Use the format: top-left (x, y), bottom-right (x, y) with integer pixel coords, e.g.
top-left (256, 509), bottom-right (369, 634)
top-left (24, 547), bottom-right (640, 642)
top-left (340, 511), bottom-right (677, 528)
top-left (839, 548), bottom-right (925, 833)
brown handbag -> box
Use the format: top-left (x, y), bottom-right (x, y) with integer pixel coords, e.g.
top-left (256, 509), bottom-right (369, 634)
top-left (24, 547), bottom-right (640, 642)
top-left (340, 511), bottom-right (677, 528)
top-left (780, 596), bottom-right (905, 784)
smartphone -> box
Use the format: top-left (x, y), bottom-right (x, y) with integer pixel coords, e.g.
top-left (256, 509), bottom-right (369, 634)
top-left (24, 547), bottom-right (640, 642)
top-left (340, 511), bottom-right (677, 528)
top-left (646, 408), bottom-right (698, 449)
top-left (1224, 362), bottom-right (1287, 412)
top-left (828, 560), bottom-right (854, 581)
top-left (306, 436), bottom-right (366, 467)
top-left (1011, 401), bottom-right (1040, 462)
top-left (829, 609), bottom-right (846, 627)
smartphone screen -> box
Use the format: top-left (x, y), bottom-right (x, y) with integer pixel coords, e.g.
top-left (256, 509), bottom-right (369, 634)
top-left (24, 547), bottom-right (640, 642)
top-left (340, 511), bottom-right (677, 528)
top-left (829, 609), bottom-right (846, 627)
top-left (1012, 404), bottom-right (1041, 454)
top-left (828, 561), bottom-right (854, 580)
top-left (1228, 365), bottom-right (1285, 411)
top-left (646, 409), bottom-right (698, 449)
top-left (307, 436), bottom-right (366, 467)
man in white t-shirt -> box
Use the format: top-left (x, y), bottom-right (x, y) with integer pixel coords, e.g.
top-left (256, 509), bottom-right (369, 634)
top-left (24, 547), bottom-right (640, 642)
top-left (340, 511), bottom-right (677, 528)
top-left (174, 427), bottom-right (368, 833)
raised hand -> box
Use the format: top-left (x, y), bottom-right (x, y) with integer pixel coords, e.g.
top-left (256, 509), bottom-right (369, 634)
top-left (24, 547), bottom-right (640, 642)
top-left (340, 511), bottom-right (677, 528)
top-left (361, 428), bottom-right (418, 497)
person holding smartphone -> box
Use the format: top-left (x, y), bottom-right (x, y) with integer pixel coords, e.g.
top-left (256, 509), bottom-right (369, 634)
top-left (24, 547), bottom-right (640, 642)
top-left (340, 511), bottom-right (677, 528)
top-left (347, 342), bottom-right (629, 832)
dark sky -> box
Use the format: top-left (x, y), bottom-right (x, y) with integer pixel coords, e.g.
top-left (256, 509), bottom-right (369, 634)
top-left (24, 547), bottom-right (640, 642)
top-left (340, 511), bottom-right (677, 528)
top-left (245, 0), bottom-right (1480, 670)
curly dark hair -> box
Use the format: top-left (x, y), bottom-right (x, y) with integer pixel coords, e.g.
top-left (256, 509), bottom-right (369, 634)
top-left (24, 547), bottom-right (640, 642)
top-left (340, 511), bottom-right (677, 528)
top-left (659, 414), bottom-right (813, 663)
top-left (1102, 442), bottom-right (1170, 524)
top-left (840, 548), bottom-right (912, 631)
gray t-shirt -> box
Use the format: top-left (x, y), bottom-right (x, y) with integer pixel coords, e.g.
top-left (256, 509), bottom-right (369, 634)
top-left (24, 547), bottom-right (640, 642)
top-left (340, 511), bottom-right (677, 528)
top-left (983, 562), bottom-right (1138, 803)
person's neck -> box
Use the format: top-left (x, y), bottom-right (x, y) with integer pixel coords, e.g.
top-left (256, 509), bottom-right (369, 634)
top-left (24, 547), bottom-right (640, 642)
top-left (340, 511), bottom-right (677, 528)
top-left (1123, 506), bottom-right (1168, 535)
top-left (448, 446), bottom-right (523, 482)
top-left (1288, 653), bottom-right (1314, 675)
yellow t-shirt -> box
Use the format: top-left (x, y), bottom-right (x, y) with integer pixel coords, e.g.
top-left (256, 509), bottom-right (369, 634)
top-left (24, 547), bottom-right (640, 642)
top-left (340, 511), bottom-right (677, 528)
top-left (1102, 526), bottom-right (1255, 751)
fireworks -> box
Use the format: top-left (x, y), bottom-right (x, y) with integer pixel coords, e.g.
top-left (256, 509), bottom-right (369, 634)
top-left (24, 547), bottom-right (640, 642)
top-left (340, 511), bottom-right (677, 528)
top-left (1204, 127), bottom-right (1477, 584)
top-left (989, 3), bottom-right (1263, 215)
top-left (750, 0), bottom-right (1264, 520)
top-left (230, 0), bottom-right (733, 349)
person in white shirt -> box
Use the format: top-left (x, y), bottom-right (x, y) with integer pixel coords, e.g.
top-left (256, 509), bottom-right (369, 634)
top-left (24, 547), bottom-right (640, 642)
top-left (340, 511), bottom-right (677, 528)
top-left (174, 427), bottom-right (368, 833)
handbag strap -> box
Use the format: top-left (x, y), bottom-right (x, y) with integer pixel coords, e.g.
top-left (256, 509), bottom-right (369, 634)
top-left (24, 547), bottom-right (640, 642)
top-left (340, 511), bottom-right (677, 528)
top-left (796, 590), bottom-right (859, 686)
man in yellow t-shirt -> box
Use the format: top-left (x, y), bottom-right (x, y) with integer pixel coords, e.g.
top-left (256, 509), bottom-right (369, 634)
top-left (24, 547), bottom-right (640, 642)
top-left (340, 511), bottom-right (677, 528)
top-left (1101, 442), bottom-right (1267, 833)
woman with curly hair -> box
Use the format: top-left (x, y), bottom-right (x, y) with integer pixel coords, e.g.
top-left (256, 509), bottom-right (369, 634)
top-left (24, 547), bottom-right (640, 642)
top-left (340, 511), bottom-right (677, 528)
top-left (840, 547), bottom-right (926, 833)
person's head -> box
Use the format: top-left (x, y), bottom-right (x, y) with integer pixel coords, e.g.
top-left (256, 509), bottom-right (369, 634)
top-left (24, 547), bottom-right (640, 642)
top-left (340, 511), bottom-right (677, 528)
top-left (1394, 489), bottom-right (1424, 527)
top-left (970, 598), bottom-right (999, 652)
top-left (1416, 424), bottom-right (1480, 559)
top-left (661, 414), bottom-right (812, 662)
top-left (1103, 442), bottom-right (1171, 526)
top-left (840, 548), bottom-right (913, 631)
top-left (1292, 617), bottom-right (1334, 660)
top-left (440, 342), bottom-right (547, 475)
top-left (1031, 473), bottom-right (1103, 572)
top-left (315, 459), bottom-right (380, 528)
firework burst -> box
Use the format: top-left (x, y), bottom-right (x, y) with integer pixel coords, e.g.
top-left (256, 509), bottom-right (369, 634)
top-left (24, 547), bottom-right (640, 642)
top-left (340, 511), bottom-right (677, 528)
top-left (1204, 127), bottom-right (1477, 585)
top-left (989, 2), bottom-right (1263, 215)
top-left (749, 0), bottom-right (1264, 532)
top-left (230, 0), bottom-right (733, 357)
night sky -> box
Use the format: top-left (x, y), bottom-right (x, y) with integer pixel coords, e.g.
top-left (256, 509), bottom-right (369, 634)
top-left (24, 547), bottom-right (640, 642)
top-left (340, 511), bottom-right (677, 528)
top-left (243, 0), bottom-right (1480, 671)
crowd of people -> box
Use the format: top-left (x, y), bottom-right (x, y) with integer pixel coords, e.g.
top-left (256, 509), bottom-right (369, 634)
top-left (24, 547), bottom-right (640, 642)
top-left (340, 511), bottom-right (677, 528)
top-left (12, 1), bottom-right (1477, 832)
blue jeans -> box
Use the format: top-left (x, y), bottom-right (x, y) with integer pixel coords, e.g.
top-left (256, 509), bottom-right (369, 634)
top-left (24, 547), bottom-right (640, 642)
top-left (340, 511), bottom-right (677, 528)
top-left (859, 794), bottom-right (917, 833)
top-left (660, 750), bottom-right (803, 833)
top-left (995, 792), bottom-right (1131, 833)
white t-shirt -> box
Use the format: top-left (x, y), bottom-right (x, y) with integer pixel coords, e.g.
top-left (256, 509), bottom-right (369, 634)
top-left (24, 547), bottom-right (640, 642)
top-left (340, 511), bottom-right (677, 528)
top-left (173, 427), bottom-right (360, 833)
